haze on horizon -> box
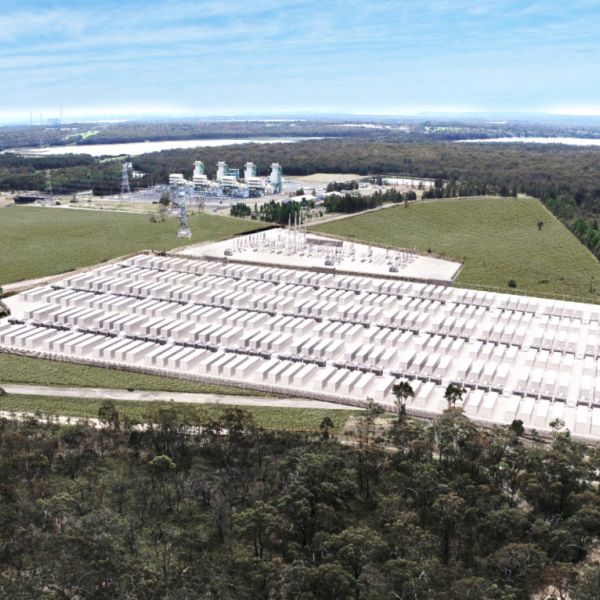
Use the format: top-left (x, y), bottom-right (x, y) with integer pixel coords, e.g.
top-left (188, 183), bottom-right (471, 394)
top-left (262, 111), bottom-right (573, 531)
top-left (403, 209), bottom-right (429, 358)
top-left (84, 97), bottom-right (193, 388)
top-left (2, 0), bottom-right (600, 122)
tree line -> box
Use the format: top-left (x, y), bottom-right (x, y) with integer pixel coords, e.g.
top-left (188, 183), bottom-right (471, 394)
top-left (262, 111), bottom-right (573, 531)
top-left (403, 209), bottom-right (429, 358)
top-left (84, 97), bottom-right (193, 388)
top-left (326, 180), bottom-right (360, 192)
top-left (324, 188), bottom-right (417, 213)
top-left (230, 198), bottom-right (316, 224)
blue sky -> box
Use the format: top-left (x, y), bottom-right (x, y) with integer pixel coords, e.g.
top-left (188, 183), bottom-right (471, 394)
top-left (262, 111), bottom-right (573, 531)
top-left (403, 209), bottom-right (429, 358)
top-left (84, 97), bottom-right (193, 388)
top-left (1, 0), bottom-right (600, 121)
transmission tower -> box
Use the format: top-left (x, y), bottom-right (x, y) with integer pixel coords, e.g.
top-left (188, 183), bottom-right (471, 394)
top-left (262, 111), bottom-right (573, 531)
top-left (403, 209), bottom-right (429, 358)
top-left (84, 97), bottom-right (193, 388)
top-left (44, 169), bottom-right (53, 206)
top-left (176, 184), bottom-right (191, 238)
top-left (37, 112), bottom-right (44, 148)
top-left (178, 203), bottom-right (192, 238)
top-left (120, 161), bottom-right (131, 195)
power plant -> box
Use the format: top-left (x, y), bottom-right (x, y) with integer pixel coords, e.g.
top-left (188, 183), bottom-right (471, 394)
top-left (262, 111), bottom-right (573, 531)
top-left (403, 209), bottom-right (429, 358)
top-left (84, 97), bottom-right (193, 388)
top-left (171, 160), bottom-right (284, 200)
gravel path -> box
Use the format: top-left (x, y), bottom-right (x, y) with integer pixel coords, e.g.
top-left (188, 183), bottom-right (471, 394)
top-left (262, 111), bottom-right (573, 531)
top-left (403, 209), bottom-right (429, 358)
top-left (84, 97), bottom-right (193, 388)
top-left (0, 383), bottom-right (360, 410)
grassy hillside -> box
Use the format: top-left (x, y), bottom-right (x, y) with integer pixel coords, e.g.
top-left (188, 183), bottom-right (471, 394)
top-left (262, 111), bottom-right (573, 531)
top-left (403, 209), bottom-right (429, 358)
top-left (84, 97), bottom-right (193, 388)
top-left (0, 394), bottom-right (356, 432)
top-left (313, 196), bottom-right (600, 302)
top-left (0, 206), bottom-right (266, 285)
top-left (0, 353), bottom-right (267, 396)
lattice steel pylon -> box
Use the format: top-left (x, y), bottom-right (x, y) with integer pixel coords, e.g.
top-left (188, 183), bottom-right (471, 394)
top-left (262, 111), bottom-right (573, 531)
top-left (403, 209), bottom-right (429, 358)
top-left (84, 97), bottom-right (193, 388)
top-left (175, 184), bottom-right (192, 238)
top-left (120, 161), bottom-right (131, 195)
top-left (178, 204), bottom-right (191, 238)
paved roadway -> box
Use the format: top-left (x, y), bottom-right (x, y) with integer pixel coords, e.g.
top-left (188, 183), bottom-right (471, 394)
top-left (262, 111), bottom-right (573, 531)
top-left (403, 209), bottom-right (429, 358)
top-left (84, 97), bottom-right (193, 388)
top-left (0, 383), bottom-right (360, 410)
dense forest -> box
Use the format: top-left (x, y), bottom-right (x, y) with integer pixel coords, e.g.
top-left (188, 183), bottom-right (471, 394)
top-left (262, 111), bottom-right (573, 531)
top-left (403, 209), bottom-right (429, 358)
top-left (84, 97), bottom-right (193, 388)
top-left (0, 153), bottom-right (131, 196)
top-left (3, 117), bottom-right (600, 150)
top-left (1, 404), bottom-right (600, 599)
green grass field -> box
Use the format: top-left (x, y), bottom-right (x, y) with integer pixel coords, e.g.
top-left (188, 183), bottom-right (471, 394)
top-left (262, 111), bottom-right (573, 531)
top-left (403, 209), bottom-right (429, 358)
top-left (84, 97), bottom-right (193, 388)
top-left (313, 196), bottom-right (600, 301)
top-left (0, 353), bottom-right (267, 396)
top-left (0, 394), bottom-right (357, 432)
top-left (0, 207), bottom-right (266, 285)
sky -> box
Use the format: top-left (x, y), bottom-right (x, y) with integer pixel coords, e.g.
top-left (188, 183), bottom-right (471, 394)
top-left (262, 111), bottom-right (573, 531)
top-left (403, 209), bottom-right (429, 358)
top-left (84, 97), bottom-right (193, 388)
top-left (1, 0), bottom-right (600, 121)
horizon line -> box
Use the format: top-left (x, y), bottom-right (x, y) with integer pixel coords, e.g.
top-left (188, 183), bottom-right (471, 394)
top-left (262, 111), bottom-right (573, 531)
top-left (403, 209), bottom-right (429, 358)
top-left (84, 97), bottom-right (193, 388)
top-left (3, 109), bottom-right (600, 126)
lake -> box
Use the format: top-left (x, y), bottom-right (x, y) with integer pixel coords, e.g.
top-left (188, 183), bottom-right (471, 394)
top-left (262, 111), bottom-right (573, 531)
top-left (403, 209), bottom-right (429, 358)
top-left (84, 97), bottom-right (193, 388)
top-left (457, 137), bottom-right (600, 146)
top-left (8, 137), bottom-right (323, 157)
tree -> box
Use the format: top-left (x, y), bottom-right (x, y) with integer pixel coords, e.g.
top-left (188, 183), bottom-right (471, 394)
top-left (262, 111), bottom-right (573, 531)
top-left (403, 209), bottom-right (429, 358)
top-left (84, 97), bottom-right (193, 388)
top-left (98, 400), bottom-right (120, 430)
top-left (432, 491), bottom-right (465, 565)
top-left (509, 419), bottom-right (524, 437)
top-left (311, 563), bottom-right (355, 600)
top-left (433, 408), bottom-right (480, 464)
top-left (489, 543), bottom-right (547, 596)
top-left (356, 399), bottom-right (384, 446)
top-left (149, 454), bottom-right (177, 473)
top-left (444, 383), bottom-right (465, 408)
top-left (380, 557), bottom-right (446, 600)
top-left (451, 577), bottom-right (517, 600)
top-left (328, 527), bottom-right (386, 599)
top-left (572, 564), bottom-right (600, 600)
top-left (385, 512), bottom-right (437, 560)
top-left (320, 416), bottom-right (335, 440)
top-left (392, 381), bottom-right (414, 420)
top-left (158, 202), bottom-right (168, 222)
top-left (233, 501), bottom-right (284, 559)
top-left (230, 202), bottom-right (251, 218)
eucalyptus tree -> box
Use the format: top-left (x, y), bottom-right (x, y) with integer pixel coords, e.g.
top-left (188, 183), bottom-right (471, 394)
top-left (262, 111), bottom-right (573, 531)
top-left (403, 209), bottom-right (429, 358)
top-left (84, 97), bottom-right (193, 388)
top-left (392, 380), bottom-right (415, 420)
top-left (444, 383), bottom-right (465, 408)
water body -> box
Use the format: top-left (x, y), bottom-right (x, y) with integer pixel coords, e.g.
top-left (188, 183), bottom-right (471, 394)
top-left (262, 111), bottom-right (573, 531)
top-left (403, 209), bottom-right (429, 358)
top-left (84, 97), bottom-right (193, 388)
top-left (8, 137), bottom-right (323, 157)
top-left (458, 137), bottom-right (600, 146)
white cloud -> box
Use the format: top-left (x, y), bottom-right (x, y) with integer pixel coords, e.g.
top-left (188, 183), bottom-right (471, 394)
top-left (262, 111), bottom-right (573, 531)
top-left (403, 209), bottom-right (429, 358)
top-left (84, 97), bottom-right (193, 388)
top-left (1, 0), bottom-right (600, 114)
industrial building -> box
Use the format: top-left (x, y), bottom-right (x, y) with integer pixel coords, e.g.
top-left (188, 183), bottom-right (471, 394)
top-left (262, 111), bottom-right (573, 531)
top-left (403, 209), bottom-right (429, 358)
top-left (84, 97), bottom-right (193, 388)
top-left (173, 160), bottom-right (284, 200)
top-left (3, 230), bottom-right (600, 442)
top-left (382, 176), bottom-right (436, 189)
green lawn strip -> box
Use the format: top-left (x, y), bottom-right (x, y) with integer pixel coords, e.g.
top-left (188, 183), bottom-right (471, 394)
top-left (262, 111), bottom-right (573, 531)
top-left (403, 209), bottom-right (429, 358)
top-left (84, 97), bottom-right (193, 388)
top-left (312, 196), bottom-right (600, 302)
top-left (0, 207), bottom-right (268, 285)
top-left (0, 394), bottom-right (357, 432)
top-left (0, 353), bottom-right (268, 396)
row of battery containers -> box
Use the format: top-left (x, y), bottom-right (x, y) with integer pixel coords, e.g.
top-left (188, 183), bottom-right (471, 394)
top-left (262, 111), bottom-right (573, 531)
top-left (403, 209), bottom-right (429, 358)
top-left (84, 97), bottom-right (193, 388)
top-left (0, 321), bottom-right (394, 403)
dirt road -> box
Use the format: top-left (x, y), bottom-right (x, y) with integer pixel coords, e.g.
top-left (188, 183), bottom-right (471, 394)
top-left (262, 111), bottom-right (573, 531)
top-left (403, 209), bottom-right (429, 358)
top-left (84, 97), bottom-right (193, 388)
top-left (0, 383), bottom-right (360, 410)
